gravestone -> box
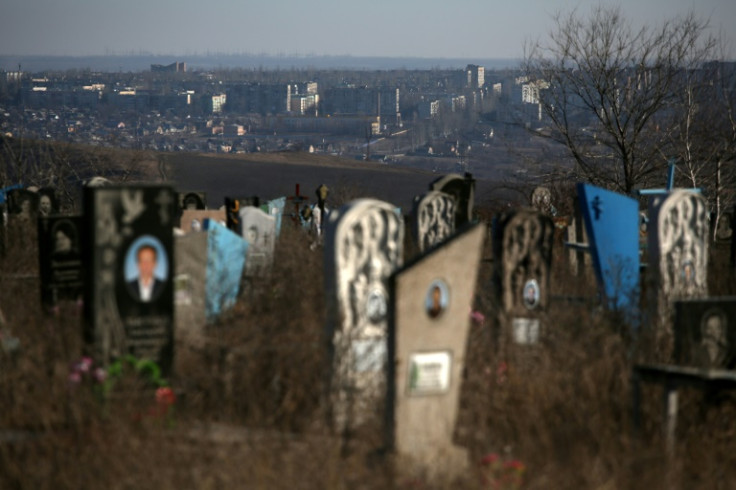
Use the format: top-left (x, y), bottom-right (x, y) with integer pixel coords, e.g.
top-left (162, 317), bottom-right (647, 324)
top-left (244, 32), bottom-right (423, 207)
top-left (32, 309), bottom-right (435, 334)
top-left (6, 188), bottom-right (38, 223)
top-left (577, 183), bottom-right (640, 322)
top-left (531, 186), bottom-right (556, 216)
top-left (37, 188), bottom-right (59, 217)
top-left (225, 197), bottom-right (259, 233)
top-left (180, 209), bottom-right (226, 233)
top-left (713, 209), bottom-right (733, 244)
top-left (178, 191), bottom-right (207, 211)
top-left (492, 209), bottom-right (554, 344)
top-left (204, 219), bottom-right (249, 321)
top-left (674, 298), bottom-right (736, 369)
top-left (174, 231), bottom-right (208, 339)
top-left (387, 223), bottom-right (486, 478)
top-left (38, 215), bottom-right (85, 307)
top-left (262, 196), bottom-right (286, 237)
top-left (324, 199), bottom-right (404, 433)
top-left (429, 173), bottom-right (475, 228)
top-left (412, 191), bottom-right (456, 253)
top-left (648, 190), bottom-right (708, 331)
top-left (83, 186), bottom-right (176, 375)
top-left (239, 206), bottom-right (276, 277)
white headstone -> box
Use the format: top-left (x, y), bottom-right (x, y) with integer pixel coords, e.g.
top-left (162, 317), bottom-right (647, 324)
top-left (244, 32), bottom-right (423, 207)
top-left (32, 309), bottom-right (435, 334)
top-left (324, 199), bottom-right (404, 432)
top-left (412, 191), bottom-right (456, 253)
top-left (648, 190), bottom-right (709, 332)
top-left (239, 206), bottom-right (276, 276)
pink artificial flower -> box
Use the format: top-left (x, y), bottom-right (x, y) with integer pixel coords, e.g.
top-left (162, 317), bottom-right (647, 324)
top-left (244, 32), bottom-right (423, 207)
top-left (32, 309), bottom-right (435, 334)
top-left (470, 310), bottom-right (486, 325)
top-left (93, 367), bottom-right (107, 383)
top-left (68, 371), bottom-right (82, 384)
top-left (79, 357), bottom-right (93, 373)
top-left (156, 387), bottom-right (176, 406)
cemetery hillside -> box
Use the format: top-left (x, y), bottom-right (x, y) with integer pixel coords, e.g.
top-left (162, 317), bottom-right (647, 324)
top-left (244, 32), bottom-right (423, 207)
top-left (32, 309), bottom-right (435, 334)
top-left (1, 135), bottom-right (736, 489)
top-left (3, 7), bottom-right (736, 489)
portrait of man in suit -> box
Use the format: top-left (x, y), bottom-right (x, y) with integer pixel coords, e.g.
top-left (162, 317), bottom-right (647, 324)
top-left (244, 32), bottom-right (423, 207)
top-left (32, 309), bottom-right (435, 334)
top-left (127, 243), bottom-right (165, 302)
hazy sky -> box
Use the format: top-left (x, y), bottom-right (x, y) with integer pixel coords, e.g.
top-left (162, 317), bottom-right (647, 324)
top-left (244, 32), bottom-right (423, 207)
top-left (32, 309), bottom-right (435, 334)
top-left (1, 0), bottom-right (734, 59)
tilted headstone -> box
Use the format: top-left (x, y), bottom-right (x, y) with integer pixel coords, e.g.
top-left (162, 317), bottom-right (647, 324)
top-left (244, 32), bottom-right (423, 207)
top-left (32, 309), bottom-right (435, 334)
top-left (239, 206), bottom-right (276, 277)
top-left (324, 199), bottom-right (404, 432)
top-left (429, 173), bottom-right (475, 228)
top-left (204, 219), bottom-right (248, 321)
top-left (387, 223), bottom-right (486, 478)
top-left (674, 298), bottom-right (736, 369)
top-left (577, 183), bottom-right (640, 322)
top-left (174, 231), bottom-right (208, 339)
top-left (412, 191), bottom-right (456, 253)
top-left (180, 209), bottom-right (226, 233)
top-left (38, 215), bottom-right (85, 307)
top-left (492, 209), bottom-right (554, 344)
top-left (83, 186), bottom-right (175, 375)
top-left (648, 190), bottom-right (708, 330)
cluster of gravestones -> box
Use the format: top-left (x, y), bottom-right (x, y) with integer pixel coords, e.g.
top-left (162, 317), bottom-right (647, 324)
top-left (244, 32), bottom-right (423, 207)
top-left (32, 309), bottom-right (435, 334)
top-left (3, 168), bottom-right (735, 476)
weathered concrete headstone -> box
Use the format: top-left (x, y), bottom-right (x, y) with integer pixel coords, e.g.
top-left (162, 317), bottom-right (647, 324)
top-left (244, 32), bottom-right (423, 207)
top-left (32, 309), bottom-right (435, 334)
top-left (531, 186), bottom-right (556, 216)
top-left (324, 199), bottom-right (404, 433)
top-left (492, 209), bottom-right (554, 344)
top-left (387, 223), bottom-right (486, 478)
top-left (648, 190), bottom-right (708, 330)
top-left (204, 219), bottom-right (249, 321)
top-left (239, 206), bottom-right (276, 277)
top-left (180, 209), bottom-right (226, 233)
top-left (674, 298), bottom-right (736, 369)
top-left (38, 215), bottom-right (84, 307)
top-left (83, 186), bottom-right (175, 375)
top-left (577, 183), bottom-right (640, 322)
top-left (174, 231), bottom-right (208, 339)
top-left (411, 191), bottom-right (456, 253)
top-left (429, 173), bottom-right (475, 228)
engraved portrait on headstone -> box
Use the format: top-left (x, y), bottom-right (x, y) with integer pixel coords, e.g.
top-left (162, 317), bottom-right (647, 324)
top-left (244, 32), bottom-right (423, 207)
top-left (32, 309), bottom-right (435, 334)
top-left (6, 189), bottom-right (38, 223)
top-left (84, 186), bottom-right (175, 375)
top-left (531, 186), bottom-right (556, 216)
top-left (37, 188), bottom-right (59, 217)
top-left (429, 173), bottom-right (475, 228)
top-left (324, 199), bottom-right (404, 432)
top-left (648, 190), bottom-right (709, 328)
top-left (239, 206), bottom-right (276, 277)
top-left (492, 209), bottom-right (554, 344)
top-left (179, 191), bottom-right (207, 211)
top-left (38, 216), bottom-right (84, 307)
top-left (412, 191), bottom-right (456, 253)
top-left (674, 299), bottom-right (736, 369)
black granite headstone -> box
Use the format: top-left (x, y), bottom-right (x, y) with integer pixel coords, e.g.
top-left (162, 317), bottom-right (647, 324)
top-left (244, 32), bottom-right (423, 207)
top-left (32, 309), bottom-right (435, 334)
top-left (84, 186), bottom-right (175, 375)
top-left (674, 298), bottom-right (736, 369)
top-left (38, 215), bottom-right (85, 307)
top-left (429, 173), bottom-right (475, 228)
top-left (225, 196), bottom-right (259, 233)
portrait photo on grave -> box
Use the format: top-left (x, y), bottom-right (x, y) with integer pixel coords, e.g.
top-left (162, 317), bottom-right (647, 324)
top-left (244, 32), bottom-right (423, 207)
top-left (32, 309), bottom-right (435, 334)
top-left (124, 236), bottom-right (169, 303)
top-left (180, 192), bottom-right (206, 211)
top-left (425, 279), bottom-right (450, 319)
top-left (51, 219), bottom-right (79, 259)
top-left (523, 279), bottom-right (540, 310)
top-left (699, 308), bottom-right (729, 367)
top-left (38, 188), bottom-right (58, 217)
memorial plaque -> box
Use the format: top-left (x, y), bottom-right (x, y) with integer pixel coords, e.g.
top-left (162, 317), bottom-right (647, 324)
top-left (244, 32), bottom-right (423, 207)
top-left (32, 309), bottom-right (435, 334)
top-left (38, 215), bottom-right (84, 306)
top-left (204, 219), bottom-right (248, 321)
top-left (180, 209), bottom-right (226, 233)
top-left (578, 183), bottom-right (640, 320)
top-left (387, 223), bottom-right (486, 478)
top-left (648, 190), bottom-right (708, 329)
top-left (324, 199), bottom-right (404, 432)
top-left (412, 191), bottom-right (456, 253)
top-left (262, 196), bottom-right (286, 237)
top-left (84, 186), bottom-right (175, 375)
top-left (429, 173), bottom-right (475, 227)
top-left (674, 298), bottom-right (736, 369)
top-left (492, 209), bottom-right (553, 343)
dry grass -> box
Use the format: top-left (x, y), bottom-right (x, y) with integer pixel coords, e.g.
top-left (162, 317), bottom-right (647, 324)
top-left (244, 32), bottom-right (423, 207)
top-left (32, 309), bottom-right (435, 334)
top-left (1, 196), bottom-right (736, 489)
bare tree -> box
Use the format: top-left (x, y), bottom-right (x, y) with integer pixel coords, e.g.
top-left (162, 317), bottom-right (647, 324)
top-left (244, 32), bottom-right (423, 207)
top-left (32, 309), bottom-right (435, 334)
top-left (523, 6), bottom-right (716, 194)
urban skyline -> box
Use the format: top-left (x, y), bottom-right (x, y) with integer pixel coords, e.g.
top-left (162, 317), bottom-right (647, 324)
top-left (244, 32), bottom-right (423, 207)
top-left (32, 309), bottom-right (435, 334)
top-left (2, 0), bottom-right (735, 62)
